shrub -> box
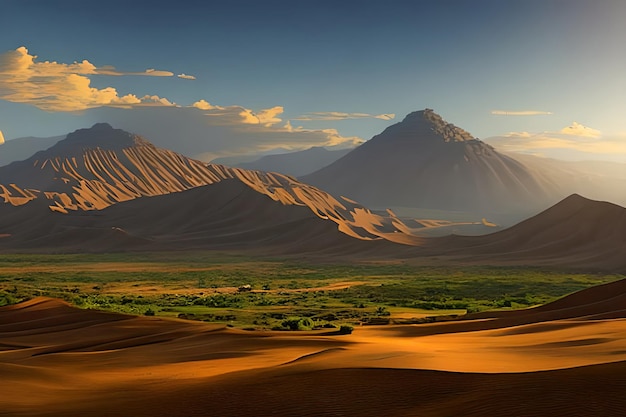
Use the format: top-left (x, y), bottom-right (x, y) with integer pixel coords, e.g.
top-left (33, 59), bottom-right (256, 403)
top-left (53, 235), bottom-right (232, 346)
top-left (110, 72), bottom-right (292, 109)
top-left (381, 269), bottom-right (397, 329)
top-left (338, 325), bottom-right (353, 335)
top-left (280, 317), bottom-right (315, 331)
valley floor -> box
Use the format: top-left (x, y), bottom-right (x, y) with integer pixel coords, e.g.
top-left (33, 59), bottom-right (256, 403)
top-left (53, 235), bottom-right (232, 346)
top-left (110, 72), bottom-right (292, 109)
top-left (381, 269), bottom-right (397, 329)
top-left (2, 278), bottom-right (626, 416)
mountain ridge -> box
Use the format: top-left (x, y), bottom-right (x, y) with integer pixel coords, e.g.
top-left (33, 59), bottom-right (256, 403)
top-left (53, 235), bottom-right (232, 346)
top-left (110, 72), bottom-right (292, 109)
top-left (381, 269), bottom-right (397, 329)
top-left (0, 123), bottom-right (435, 246)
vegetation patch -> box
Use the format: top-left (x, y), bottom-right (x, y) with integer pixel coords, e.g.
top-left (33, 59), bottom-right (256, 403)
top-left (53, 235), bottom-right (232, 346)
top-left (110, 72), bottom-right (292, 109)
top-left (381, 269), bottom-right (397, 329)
top-left (0, 252), bottom-right (621, 329)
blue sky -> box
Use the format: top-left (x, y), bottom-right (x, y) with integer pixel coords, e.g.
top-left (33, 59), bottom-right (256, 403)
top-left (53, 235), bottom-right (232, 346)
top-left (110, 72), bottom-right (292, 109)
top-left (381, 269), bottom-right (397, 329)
top-left (1, 0), bottom-right (626, 161)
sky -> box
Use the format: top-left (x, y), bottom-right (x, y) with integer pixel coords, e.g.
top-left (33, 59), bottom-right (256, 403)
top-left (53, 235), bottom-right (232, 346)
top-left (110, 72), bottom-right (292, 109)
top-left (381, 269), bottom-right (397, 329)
top-left (1, 0), bottom-right (626, 161)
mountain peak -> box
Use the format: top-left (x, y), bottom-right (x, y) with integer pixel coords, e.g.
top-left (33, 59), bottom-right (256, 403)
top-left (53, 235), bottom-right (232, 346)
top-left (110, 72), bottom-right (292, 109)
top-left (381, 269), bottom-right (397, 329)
top-left (90, 122), bottom-right (114, 131)
top-left (400, 109), bottom-right (476, 142)
top-left (49, 123), bottom-right (152, 155)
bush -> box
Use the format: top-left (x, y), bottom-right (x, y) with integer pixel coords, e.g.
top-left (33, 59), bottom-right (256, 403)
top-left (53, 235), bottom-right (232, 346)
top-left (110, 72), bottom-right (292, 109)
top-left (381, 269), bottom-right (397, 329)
top-left (338, 325), bottom-right (353, 335)
top-left (375, 306), bottom-right (390, 316)
top-left (280, 317), bottom-right (315, 331)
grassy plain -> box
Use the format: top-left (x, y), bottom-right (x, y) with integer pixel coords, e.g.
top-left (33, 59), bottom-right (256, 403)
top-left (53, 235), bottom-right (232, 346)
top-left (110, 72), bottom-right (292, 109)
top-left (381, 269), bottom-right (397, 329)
top-left (0, 252), bottom-right (620, 330)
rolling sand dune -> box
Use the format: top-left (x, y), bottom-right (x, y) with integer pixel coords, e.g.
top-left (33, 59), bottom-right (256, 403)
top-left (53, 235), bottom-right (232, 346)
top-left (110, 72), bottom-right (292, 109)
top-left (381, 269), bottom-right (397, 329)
top-left (2, 279), bottom-right (626, 416)
top-left (2, 186), bottom-right (626, 274)
top-left (442, 193), bottom-right (626, 271)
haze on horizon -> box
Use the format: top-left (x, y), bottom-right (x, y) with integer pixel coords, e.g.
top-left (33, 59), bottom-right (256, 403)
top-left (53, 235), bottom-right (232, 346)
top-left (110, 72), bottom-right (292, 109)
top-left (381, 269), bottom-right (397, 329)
top-left (1, 0), bottom-right (626, 163)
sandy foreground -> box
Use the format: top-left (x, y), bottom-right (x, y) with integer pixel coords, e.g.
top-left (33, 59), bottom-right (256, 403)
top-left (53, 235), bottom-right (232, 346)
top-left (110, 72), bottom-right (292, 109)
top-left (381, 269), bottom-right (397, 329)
top-left (2, 283), bottom-right (626, 417)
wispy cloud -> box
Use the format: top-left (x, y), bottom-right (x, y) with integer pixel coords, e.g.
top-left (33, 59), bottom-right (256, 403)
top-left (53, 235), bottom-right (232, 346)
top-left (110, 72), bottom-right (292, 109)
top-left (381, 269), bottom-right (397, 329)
top-left (484, 122), bottom-right (626, 160)
top-left (560, 121), bottom-right (601, 138)
top-left (97, 67), bottom-right (175, 77)
top-left (491, 110), bottom-right (553, 116)
top-left (92, 105), bottom-right (363, 162)
top-left (293, 112), bottom-right (395, 121)
top-left (177, 73), bottom-right (196, 80)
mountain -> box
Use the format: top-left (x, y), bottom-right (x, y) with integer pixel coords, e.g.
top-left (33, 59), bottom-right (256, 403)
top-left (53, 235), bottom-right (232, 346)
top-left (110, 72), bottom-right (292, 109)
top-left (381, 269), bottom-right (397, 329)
top-left (0, 134), bottom-right (65, 167)
top-left (220, 147), bottom-right (354, 177)
top-left (302, 109), bottom-right (561, 222)
top-left (504, 152), bottom-right (626, 208)
top-left (444, 194), bottom-right (626, 271)
top-left (0, 123), bottom-right (436, 251)
top-left (0, 179), bottom-right (385, 253)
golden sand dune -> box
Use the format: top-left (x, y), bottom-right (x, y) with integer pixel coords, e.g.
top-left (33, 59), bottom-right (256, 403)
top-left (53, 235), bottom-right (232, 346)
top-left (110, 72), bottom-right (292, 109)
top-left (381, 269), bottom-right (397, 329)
top-left (2, 279), bottom-right (626, 416)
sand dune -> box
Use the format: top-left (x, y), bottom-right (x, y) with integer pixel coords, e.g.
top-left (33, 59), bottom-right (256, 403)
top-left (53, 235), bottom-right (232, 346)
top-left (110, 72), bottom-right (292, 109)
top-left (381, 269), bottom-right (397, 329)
top-left (2, 278), bottom-right (626, 416)
top-left (2, 189), bottom-right (626, 274)
top-left (443, 193), bottom-right (626, 271)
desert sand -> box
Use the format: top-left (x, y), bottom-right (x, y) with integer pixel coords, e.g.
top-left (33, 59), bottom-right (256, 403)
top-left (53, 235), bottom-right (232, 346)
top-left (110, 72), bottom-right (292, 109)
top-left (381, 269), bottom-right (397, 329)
top-left (2, 278), bottom-right (626, 416)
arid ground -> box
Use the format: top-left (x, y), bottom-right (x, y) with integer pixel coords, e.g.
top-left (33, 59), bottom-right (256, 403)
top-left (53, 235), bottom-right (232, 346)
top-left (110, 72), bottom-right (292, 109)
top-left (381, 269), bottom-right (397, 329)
top-left (2, 256), bottom-right (626, 417)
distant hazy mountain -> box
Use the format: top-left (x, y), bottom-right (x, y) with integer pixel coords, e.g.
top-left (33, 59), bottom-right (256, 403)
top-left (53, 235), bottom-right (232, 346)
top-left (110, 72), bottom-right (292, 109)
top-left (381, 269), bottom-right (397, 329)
top-left (0, 135), bottom-right (65, 167)
top-left (504, 153), bottom-right (626, 208)
top-left (302, 109), bottom-right (560, 222)
top-left (214, 147), bottom-right (354, 177)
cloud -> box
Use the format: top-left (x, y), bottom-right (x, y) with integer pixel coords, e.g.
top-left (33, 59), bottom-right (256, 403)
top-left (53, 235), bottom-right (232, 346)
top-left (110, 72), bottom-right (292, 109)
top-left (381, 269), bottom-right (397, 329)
top-left (485, 122), bottom-right (626, 161)
top-left (192, 99), bottom-right (219, 110)
top-left (0, 46), bottom-right (365, 160)
top-left (0, 46), bottom-right (185, 111)
top-left (239, 106), bottom-right (284, 127)
top-left (560, 121), bottom-right (601, 138)
top-left (491, 110), bottom-right (553, 116)
top-left (177, 73), bottom-right (196, 80)
top-left (293, 112), bottom-right (396, 121)
top-left (97, 67), bottom-right (174, 77)
top-left (134, 95), bottom-right (176, 107)
top-left (89, 105), bottom-right (363, 161)
top-left (140, 69), bottom-right (174, 77)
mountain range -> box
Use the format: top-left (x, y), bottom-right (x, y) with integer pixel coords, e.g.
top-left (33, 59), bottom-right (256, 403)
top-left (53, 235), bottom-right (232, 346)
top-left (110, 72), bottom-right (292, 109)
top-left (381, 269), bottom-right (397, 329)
top-left (212, 146), bottom-right (353, 177)
top-left (4, 109), bottom-right (626, 227)
top-left (0, 123), bottom-right (449, 250)
top-left (2, 117), bottom-right (626, 271)
top-left (0, 134), bottom-right (65, 167)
